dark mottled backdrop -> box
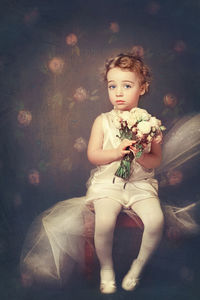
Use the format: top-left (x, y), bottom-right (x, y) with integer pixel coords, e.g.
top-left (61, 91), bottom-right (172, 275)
top-left (0, 0), bottom-right (200, 299)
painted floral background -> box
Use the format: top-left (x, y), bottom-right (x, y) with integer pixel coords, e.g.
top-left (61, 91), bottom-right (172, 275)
top-left (0, 0), bottom-right (200, 299)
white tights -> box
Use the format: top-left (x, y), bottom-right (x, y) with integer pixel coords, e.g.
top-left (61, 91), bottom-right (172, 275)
top-left (94, 197), bottom-right (164, 281)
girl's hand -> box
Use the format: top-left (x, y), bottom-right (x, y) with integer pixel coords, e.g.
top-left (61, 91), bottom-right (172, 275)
top-left (116, 139), bottom-right (135, 159)
top-left (129, 142), bottom-right (147, 157)
top-left (153, 132), bottom-right (163, 144)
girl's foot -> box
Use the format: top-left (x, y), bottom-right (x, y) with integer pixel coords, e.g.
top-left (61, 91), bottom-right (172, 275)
top-left (121, 260), bottom-right (142, 291)
top-left (100, 269), bottom-right (117, 294)
top-left (121, 273), bottom-right (140, 291)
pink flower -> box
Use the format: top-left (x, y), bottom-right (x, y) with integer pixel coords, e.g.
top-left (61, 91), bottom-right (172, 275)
top-left (167, 170), bottom-right (183, 185)
top-left (110, 22), bottom-right (120, 33)
top-left (73, 137), bottom-right (87, 152)
top-left (73, 87), bottom-right (88, 102)
top-left (174, 40), bottom-right (186, 53)
top-left (28, 169), bottom-right (40, 185)
top-left (131, 45), bottom-right (144, 57)
top-left (48, 57), bottom-right (64, 75)
top-left (66, 33), bottom-right (78, 46)
top-left (17, 110), bottom-right (32, 127)
top-left (163, 94), bottom-right (177, 108)
top-left (146, 1), bottom-right (160, 15)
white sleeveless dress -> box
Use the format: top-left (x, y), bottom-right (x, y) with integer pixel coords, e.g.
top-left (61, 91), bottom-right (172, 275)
top-left (85, 111), bottom-right (159, 210)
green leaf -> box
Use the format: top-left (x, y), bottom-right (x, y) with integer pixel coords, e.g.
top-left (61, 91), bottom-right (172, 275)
top-left (160, 125), bottom-right (166, 131)
top-left (114, 152), bottom-right (134, 179)
top-left (136, 151), bottom-right (143, 159)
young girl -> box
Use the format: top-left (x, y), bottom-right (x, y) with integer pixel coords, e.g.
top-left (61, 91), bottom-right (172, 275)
top-left (21, 53), bottom-right (166, 294)
top-left (85, 53), bottom-right (164, 293)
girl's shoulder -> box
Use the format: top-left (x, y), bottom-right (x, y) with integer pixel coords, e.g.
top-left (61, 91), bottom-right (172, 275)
top-left (92, 111), bottom-right (112, 133)
top-left (101, 110), bottom-right (113, 119)
top-left (94, 110), bottom-right (113, 122)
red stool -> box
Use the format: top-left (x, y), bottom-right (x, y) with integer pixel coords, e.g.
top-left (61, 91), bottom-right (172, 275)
top-left (84, 212), bottom-right (143, 279)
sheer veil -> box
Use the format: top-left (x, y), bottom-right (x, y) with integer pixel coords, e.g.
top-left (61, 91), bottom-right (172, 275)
top-left (156, 113), bottom-right (200, 235)
top-left (157, 113), bottom-right (200, 174)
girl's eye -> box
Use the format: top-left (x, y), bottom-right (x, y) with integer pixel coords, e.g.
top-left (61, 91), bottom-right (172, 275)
top-left (124, 84), bottom-right (131, 89)
top-left (108, 85), bottom-right (116, 89)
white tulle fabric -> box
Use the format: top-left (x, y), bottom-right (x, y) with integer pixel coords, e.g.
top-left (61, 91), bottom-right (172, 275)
top-left (21, 197), bottom-right (93, 283)
top-left (157, 113), bottom-right (200, 174)
top-left (20, 111), bottom-right (200, 285)
top-left (157, 113), bottom-right (200, 235)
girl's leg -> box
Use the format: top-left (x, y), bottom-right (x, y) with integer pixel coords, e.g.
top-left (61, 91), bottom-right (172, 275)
top-left (122, 198), bottom-right (164, 290)
top-left (94, 198), bottom-right (122, 271)
top-left (94, 198), bottom-right (122, 292)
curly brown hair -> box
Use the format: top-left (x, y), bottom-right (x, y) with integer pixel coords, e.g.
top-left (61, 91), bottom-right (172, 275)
top-left (104, 53), bottom-right (151, 93)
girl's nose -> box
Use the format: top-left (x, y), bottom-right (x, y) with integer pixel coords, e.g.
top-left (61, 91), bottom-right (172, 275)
top-left (116, 86), bottom-right (123, 96)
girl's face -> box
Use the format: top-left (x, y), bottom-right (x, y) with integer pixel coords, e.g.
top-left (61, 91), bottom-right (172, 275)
top-left (107, 67), bottom-right (145, 111)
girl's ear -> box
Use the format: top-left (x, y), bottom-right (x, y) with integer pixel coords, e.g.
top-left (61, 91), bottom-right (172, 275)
top-left (140, 83), bottom-right (149, 95)
top-left (140, 85), bottom-right (146, 96)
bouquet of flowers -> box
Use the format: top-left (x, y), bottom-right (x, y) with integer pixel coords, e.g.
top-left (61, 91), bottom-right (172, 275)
top-left (111, 107), bottom-right (166, 180)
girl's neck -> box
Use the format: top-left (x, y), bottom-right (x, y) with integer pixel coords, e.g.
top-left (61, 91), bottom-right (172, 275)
top-left (113, 106), bottom-right (139, 112)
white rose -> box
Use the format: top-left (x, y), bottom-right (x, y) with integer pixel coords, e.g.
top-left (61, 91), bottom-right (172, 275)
top-left (150, 116), bottom-right (161, 128)
top-left (129, 107), bottom-right (142, 121)
top-left (141, 112), bottom-right (151, 121)
top-left (126, 114), bottom-right (137, 128)
top-left (121, 111), bottom-right (130, 121)
top-left (134, 110), bottom-right (143, 121)
top-left (130, 107), bottom-right (137, 113)
top-left (137, 130), bottom-right (144, 138)
top-left (137, 121), bottom-right (151, 134)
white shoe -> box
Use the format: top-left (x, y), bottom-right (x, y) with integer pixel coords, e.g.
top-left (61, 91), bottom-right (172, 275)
top-left (100, 269), bottom-right (117, 294)
top-left (100, 280), bottom-right (117, 294)
top-left (122, 260), bottom-right (141, 291)
top-left (121, 272), bottom-right (140, 291)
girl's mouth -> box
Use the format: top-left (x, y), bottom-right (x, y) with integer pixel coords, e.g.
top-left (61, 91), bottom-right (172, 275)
top-left (116, 100), bottom-right (125, 104)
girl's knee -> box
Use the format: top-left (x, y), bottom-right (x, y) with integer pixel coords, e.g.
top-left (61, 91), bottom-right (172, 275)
top-left (143, 211), bottom-right (164, 233)
top-left (95, 213), bottom-right (117, 233)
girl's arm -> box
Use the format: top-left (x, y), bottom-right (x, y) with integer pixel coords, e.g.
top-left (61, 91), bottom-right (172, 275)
top-left (87, 115), bottom-right (133, 166)
top-left (135, 139), bottom-right (162, 169)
